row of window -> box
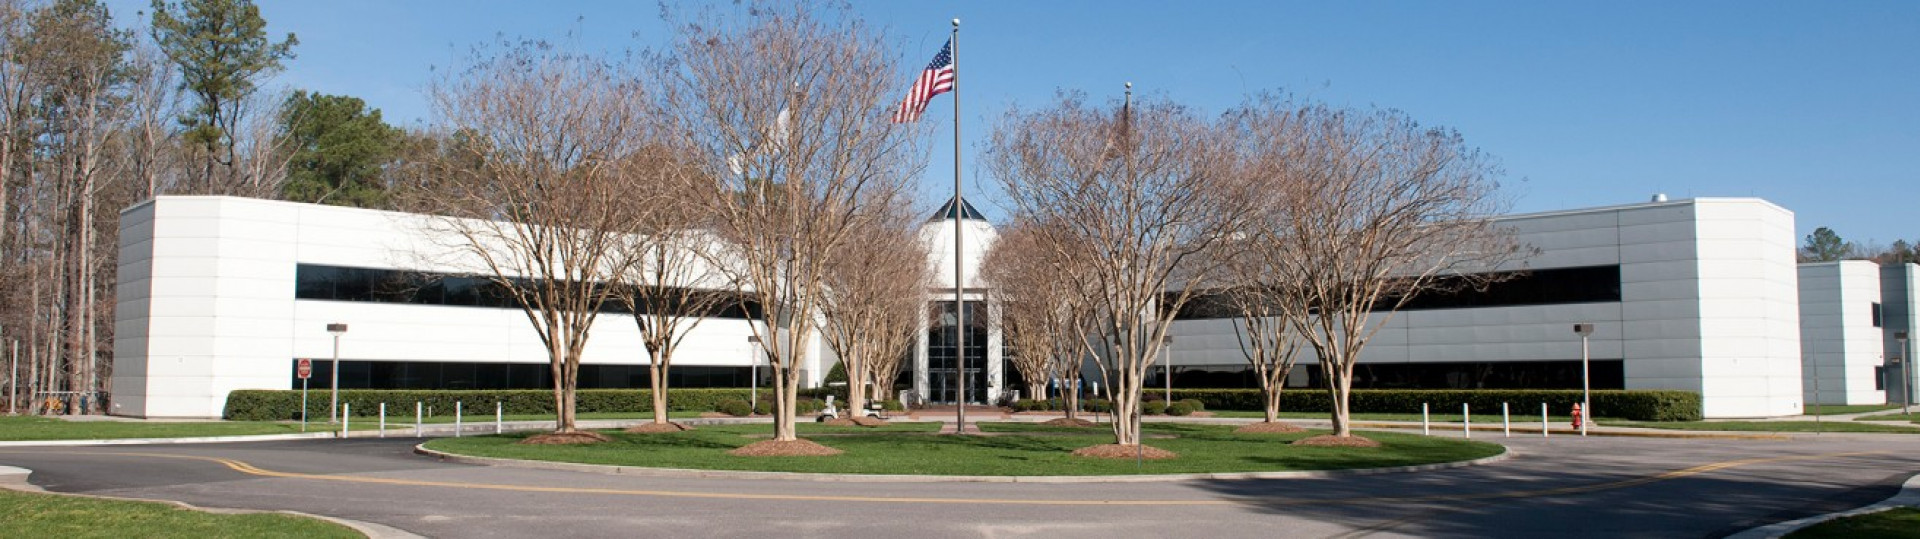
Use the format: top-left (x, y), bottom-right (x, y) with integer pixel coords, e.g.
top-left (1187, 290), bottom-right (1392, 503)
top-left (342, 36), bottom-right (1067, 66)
top-left (295, 264), bottom-right (759, 318)
top-left (1172, 265), bottom-right (1624, 320)
top-left (293, 360), bottom-right (758, 390)
top-left (1150, 360), bottom-right (1626, 390)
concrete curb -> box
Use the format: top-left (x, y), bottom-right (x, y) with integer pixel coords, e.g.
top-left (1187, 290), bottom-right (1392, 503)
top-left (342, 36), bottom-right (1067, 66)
top-left (0, 465), bottom-right (421, 539)
top-left (1727, 472), bottom-right (1920, 539)
top-left (412, 441), bottom-right (1514, 484)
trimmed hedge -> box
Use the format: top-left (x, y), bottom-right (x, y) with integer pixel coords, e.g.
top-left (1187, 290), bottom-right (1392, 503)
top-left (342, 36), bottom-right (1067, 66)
top-left (1153, 389), bottom-right (1701, 422)
top-left (1166, 402), bottom-right (1195, 416)
top-left (226, 388), bottom-right (805, 421)
top-left (1142, 401), bottom-right (1167, 416)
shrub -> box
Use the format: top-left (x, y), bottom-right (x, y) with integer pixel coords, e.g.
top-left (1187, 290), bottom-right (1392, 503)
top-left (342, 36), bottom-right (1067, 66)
top-left (221, 388), bottom-right (779, 421)
top-left (1083, 399), bottom-right (1112, 413)
top-left (717, 399), bottom-right (753, 417)
top-left (1141, 401), bottom-right (1167, 416)
top-left (879, 400), bottom-right (904, 412)
top-left (1177, 398), bottom-right (1205, 411)
top-left (1166, 402), bottom-right (1195, 416)
top-left (1152, 389), bottom-right (1702, 422)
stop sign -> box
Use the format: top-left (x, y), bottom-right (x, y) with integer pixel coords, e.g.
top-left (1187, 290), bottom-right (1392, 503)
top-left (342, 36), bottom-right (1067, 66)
top-left (296, 358), bottom-right (312, 380)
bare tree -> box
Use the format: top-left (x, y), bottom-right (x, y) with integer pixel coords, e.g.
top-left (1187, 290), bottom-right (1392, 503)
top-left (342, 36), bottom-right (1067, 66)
top-left (984, 91), bottom-right (1252, 451)
top-left (1255, 99), bottom-right (1521, 442)
top-left (124, 41), bottom-right (179, 201)
top-left (819, 200), bottom-right (929, 419)
top-left (609, 147), bottom-right (733, 432)
top-left (408, 42), bottom-right (652, 441)
top-left (980, 217), bottom-right (1097, 419)
top-left (652, 5), bottom-right (926, 446)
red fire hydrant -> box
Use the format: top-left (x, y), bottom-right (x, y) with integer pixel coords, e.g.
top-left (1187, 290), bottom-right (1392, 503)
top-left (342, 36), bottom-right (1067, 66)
top-left (1571, 403), bottom-right (1584, 429)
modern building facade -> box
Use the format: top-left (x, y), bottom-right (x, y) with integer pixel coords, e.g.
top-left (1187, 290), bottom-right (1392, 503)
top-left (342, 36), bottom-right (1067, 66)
top-left (116, 195), bottom-right (1813, 419)
top-left (1162, 197), bottom-right (1804, 418)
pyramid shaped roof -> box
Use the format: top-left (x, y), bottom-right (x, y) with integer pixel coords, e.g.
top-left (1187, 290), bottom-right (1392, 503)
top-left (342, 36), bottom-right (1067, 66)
top-left (928, 196), bottom-right (986, 222)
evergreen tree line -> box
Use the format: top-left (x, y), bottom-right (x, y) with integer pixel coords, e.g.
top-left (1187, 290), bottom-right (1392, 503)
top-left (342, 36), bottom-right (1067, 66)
top-left (0, 0), bottom-right (405, 414)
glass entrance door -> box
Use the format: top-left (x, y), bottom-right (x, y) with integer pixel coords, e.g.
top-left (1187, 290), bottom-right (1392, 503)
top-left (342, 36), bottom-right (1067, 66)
top-left (927, 300), bottom-right (987, 404)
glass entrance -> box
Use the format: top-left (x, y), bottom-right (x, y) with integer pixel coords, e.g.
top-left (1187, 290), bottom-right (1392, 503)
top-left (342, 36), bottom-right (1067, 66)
top-left (928, 300), bottom-right (987, 404)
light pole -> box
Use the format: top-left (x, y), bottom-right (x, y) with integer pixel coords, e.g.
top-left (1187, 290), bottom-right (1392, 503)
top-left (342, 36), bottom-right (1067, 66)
top-left (1573, 323), bottom-right (1594, 436)
top-left (1162, 335), bottom-right (1174, 404)
top-left (747, 335), bottom-right (761, 412)
top-left (1899, 331), bottom-right (1911, 417)
top-left (327, 323), bottom-right (348, 423)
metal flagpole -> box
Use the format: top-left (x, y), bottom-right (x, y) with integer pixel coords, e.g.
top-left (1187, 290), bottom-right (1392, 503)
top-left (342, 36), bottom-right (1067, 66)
top-left (951, 18), bottom-right (966, 434)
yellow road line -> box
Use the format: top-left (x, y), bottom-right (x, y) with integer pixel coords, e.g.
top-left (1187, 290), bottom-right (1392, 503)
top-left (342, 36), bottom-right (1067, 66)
top-left (0, 449), bottom-right (1891, 507)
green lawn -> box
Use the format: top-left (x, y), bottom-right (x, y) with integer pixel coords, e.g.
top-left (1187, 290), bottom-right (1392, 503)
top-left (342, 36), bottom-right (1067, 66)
top-left (0, 416), bottom-right (380, 441)
top-left (1603, 420), bottom-right (1920, 434)
top-left (1852, 411), bottom-right (1920, 423)
top-left (423, 422), bottom-right (1505, 476)
top-left (1787, 507), bottom-right (1920, 539)
top-left (1804, 404), bottom-right (1901, 416)
top-left (1205, 410), bottom-right (1597, 423)
top-left (393, 411), bottom-right (703, 424)
top-left (0, 489), bottom-right (360, 538)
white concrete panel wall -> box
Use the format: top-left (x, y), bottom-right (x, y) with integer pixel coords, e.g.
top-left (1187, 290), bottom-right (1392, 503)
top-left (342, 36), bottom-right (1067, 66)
top-left (921, 218), bottom-right (996, 290)
top-left (115, 197), bottom-right (767, 418)
top-left (1798, 262), bottom-right (1886, 405)
top-left (1166, 198), bottom-right (1802, 418)
top-left (1690, 200), bottom-right (1801, 417)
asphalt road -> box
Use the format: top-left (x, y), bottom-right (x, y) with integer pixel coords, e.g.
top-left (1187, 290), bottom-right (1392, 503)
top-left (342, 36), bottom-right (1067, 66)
top-left (1, 432), bottom-right (1915, 538)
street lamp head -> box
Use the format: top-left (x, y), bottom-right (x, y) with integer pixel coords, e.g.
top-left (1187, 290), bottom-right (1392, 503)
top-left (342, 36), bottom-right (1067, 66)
top-left (1573, 323), bottom-right (1594, 337)
top-left (326, 323), bottom-right (348, 336)
top-left (1898, 331), bottom-right (1909, 341)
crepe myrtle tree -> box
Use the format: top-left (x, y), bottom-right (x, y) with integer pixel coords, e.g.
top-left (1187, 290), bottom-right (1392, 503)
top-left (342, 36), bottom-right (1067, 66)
top-left (984, 90), bottom-right (1255, 448)
top-left (406, 41), bottom-right (654, 440)
top-left (652, 4), bottom-right (927, 443)
top-left (980, 217), bottom-right (1099, 418)
top-left (1242, 95), bottom-right (1524, 441)
top-left (819, 199), bottom-right (930, 416)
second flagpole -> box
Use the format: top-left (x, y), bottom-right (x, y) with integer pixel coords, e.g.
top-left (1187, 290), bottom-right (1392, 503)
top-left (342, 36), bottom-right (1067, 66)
top-left (951, 18), bottom-right (966, 433)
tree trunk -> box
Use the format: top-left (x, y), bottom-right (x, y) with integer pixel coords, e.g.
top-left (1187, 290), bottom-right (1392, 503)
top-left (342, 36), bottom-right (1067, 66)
top-left (1328, 365), bottom-right (1352, 438)
top-left (771, 367), bottom-right (797, 441)
top-left (845, 356), bottom-right (867, 419)
top-left (1263, 384), bottom-right (1282, 424)
top-left (648, 346), bottom-right (671, 425)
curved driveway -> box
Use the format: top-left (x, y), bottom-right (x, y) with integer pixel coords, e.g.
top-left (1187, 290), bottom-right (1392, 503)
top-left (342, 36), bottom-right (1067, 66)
top-left (1, 432), bottom-right (1915, 538)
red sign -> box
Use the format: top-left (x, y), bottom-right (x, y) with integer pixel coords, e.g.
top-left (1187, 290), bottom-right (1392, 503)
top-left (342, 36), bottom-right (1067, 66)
top-left (296, 358), bottom-right (313, 380)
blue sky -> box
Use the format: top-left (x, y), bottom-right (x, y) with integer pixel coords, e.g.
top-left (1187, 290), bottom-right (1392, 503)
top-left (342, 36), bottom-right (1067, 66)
top-left (111, 1), bottom-right (1919, 246)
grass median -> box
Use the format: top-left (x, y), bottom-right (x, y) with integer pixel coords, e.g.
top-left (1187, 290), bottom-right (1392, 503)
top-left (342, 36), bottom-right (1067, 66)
top-left (1786, 507), bottom-right (1920, 539)
top-left (423, 422), bottom-right (1505, 476)
top-left (0, 416), bottom-right (383, 442)
top-left (0, 488), bottom-right (359, 538)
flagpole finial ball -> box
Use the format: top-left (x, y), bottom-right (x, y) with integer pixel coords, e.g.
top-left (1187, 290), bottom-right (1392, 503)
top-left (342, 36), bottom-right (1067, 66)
top-left (1126, 82), bottom-right (1132, 89)
top-left (952, 18), bottom-right (960, 26)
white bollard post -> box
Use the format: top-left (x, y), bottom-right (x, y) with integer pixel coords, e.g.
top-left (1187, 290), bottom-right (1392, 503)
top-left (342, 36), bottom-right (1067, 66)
top-left (1421, 402), bottom-right (1430, 436)
top-left (379, 403), bottom-right (386, 438)
top-left (1502, 402), bottom-right (1510, 438)
top-left (455, 401), bottom-right (463, 438)
top-left (341, 403), bottom-right (350, 438)
top-left (1463, 403), bottom-right (1471, 438)
top-left (496, 402), bottom-right (503, 434)
top-left (415, 401), bottom-right (423, 437)
top-left (1542, 402), bottom-right (1550, 438)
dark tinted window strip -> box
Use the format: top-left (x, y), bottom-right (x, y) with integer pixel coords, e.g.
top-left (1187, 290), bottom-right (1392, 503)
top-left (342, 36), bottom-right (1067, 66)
top-left (294, 359), bottom-right (757, 390)
top-left (1172, 265), bottom-right (1623, 320)
top-left (294, 263), bottom-right (759, 318)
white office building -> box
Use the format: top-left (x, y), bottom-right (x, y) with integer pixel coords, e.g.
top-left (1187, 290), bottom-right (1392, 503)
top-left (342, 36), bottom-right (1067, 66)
top-left (115, 195), bottom-right (1817, 419)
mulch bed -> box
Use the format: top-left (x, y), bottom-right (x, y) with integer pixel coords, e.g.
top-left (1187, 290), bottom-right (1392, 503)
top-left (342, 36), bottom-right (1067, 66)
top-left (1235, 421), bottom-right (1306, 434)
top-left (624, 422), bottom-right (694, 434)
top-left (819, 417), bottom-right (859, 426)
top-left (850, 416), bottom-right (890, 427)
top-left (1291, 434), bottom-right (1381, 447)
top-left (1041, 418), bottom-right (1100, 427)
top-left (728, 439), bottom-right (844, 457)
top-left (1070, 443), bottom-right (1178, 460)
top-left (518, 431), bottom-right (612, 445)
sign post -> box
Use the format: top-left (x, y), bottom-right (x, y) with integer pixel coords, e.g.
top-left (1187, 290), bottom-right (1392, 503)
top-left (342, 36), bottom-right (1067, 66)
top-left (297, 358), bottom-right (313, 432)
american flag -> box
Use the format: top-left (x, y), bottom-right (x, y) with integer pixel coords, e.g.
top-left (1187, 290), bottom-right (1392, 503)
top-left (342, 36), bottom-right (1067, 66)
top-left (892, 39), bottom-right (954, 123)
